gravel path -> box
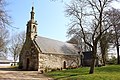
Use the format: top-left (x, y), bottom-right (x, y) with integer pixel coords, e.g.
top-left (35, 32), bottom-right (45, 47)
top-left (0, 66), bottom-right (53, 80)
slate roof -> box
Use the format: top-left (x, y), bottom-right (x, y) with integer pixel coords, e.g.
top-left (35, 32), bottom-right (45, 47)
top-left (35, 36), bottom-right (79, 55)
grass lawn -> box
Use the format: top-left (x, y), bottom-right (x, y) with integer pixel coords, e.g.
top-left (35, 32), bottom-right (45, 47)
top-left (45, 65), bottom-right (120, 80)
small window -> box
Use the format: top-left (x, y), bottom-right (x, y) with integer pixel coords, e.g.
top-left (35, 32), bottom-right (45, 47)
top-left (33, 25), bottom-right (36, 32)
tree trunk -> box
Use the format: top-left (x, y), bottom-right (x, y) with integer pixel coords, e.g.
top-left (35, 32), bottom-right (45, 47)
top-left (89, 45), bottom-right (97, 74)
top-left (115, 26), bottom-right (120, 64)
top-left (101, 44), bottom-right (106, 66)
top-left (89, 58), bottom-right (96, 74)
top-left (101, 42), bottom-right (107, 66)
top-left (102, 54), bottom-right (106, 66)
top-left (100, 34), bottom-right (108, 66)
top-left (14, 55), bottom-right (16, 66)
top-left (116, 42), bottom-right (120, 64)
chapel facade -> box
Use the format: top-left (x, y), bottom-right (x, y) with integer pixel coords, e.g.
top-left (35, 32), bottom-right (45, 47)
top-left (19, 7), bottom-right (81, 72)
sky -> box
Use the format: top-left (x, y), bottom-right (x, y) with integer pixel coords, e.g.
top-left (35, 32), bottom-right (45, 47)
top-left (7, 0), bottom-right (70, 42)
top-left (6, 0), bottom-right (120, 42)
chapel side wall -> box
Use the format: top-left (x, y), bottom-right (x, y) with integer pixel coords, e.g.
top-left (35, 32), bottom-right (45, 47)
top-left (64, 55), bottom-right (81, 68)
top-left (38, 53), bottom-right (80, 71)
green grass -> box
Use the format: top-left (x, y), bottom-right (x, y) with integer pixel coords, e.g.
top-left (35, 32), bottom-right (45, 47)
top-left (45, 65), bottom-right (120, 80)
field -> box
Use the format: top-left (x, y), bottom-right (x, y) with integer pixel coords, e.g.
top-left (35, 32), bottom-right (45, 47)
top-left (45, 65), bottom-right (120, 80)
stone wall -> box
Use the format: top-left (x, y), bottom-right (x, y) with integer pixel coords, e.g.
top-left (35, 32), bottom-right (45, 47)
top-left (19, 40), bottom-right (38, 70)
top-left (38, 53), bottom-right (80, 72)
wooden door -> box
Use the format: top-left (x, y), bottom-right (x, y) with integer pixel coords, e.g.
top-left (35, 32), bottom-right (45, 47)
top-left (63, 61), bottom-right (66, 69)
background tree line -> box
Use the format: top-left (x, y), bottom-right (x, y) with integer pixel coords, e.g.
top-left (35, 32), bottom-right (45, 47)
top-left (0, 0), bottom-right (10, 55)
top-left (0, 0), bottom-right (25, 65)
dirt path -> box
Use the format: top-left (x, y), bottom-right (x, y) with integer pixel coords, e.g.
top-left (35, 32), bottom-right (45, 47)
top-left (0, 66), bottom-right (53, 80)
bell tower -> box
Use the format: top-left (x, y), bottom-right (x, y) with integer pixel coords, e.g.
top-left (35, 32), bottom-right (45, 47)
top-left (26, 6), bottom-right (38, 40)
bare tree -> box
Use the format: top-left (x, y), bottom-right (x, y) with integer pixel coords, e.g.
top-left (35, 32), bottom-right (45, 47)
top-left (9, 32), bottom-right (25, 65)
top-left (67, 31), bottom-right (92, 52)
top-left (100, 32), bottom-right (110, 66)
top-left (105, 8), bottom-right (120, 64)
top-left (0, 0), bottom-right (10, 54)
top-left (0, 0), bottom-right (11, 28)
top-left (0, 0), bottom-right (11, 56)
top-left (0, 27), bottom-right (9, 53)
top-left (67, 37), bottom-right (78, 44)
top-left (66, 0), bottom-right (116, 74)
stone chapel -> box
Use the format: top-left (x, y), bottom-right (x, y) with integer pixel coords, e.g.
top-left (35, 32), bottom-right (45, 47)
top-left (19, 7), bottom-right (81, 72)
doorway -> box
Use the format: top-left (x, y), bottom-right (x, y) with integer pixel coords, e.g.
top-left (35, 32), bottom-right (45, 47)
top-left (26, 58), bottom-right (30, 70)
top-left (63, 61), bottom-right (66, 69)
